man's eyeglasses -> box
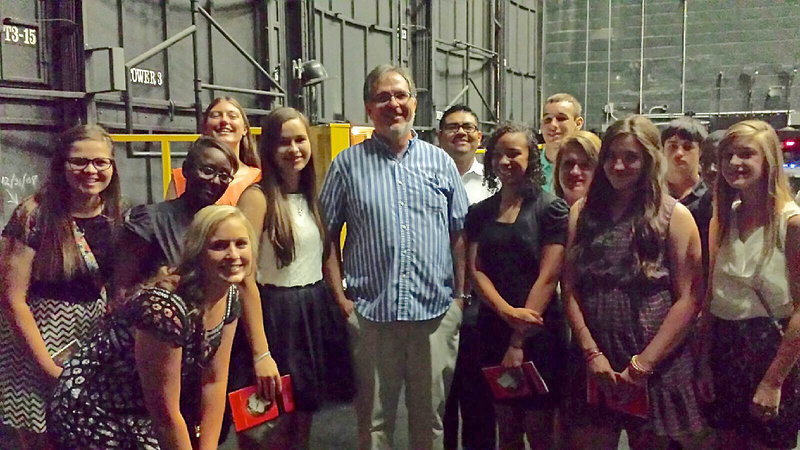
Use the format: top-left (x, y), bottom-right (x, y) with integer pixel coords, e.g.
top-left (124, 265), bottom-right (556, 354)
top-left (371, 90), bottom-right (413, 105)
top-left (65, 157), bottom-right (114, 172)
top-left (441, 123), bottom-right (478, 134)
top-left (197, 165), bottom-right (234, 184)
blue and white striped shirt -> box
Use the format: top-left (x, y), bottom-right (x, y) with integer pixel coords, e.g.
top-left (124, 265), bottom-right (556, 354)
top-left (320, 132), bottom-right (469, 322)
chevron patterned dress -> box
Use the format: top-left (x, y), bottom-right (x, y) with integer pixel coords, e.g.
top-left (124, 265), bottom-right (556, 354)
top-left (0, 200), bottom-right (112, 433)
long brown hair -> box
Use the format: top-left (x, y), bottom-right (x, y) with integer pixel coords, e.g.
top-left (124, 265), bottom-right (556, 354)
top-left (714, 120), bottom-right (794, 261)
top-left (33, 124), bottom-right (122, 281)
top-left (257, 107), bottom-right (323, 268)
top-left (203, 97), bottom-right (260, 168)
top-left (571, 115), bottom-right (667, 280)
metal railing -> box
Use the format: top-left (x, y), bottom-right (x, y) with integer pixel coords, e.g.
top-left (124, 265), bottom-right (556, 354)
top-left (110, 128), bottom-right (262, 199)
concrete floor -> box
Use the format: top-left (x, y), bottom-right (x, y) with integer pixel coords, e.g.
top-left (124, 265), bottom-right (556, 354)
top-left (221, 395), bottom-right (409, 449)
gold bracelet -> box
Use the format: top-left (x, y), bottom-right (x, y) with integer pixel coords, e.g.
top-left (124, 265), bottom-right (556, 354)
top-left (629, 354), bottom-right (654, 377)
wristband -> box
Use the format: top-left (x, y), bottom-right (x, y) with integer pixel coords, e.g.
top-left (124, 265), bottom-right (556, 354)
top-left (253, 351), bottom-right (272, 364)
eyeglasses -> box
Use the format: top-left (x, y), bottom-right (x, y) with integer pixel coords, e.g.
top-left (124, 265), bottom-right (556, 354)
top-left (65, 157), bottom-right (114, 172)
top-left (370, 90), bottom-right (413, 105)
top-left (197, 165), bottom-right (234, 184)
top-left (441, 123), bottom-right (478, 134)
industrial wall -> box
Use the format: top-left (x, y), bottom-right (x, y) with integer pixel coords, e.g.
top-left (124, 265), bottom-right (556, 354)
top-left (541, 0), bottom-right (800, 131)
top-left (308, 0), bottom-right (539, 139)
top-left (0, 0), bottom-right (540, 225)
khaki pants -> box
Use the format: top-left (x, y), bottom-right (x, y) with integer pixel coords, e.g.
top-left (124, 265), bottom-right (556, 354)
top-left (347, 302), bottom-right (462, 450)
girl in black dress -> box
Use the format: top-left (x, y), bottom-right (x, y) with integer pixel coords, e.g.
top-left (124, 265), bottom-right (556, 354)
top-left (465, 122), bottom-right (569, 449)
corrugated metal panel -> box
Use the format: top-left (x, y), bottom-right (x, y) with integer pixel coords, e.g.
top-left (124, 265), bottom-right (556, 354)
top-left (1, 0), bottom-right (47, 84)
top-left (0, 0), bottom-right (82, 224)
top-left (504, 0), bottom-right (539, 125)
top-left (307, 0), bottom-right (535, 141)
top-left (432, 0), bottom-right (498, 129)
top-left (310, 0), bottom-right (403, 124)
top-left (0, 0), bottom-right (550, 222)
top-left (83, 0), bottom-right (283, 134)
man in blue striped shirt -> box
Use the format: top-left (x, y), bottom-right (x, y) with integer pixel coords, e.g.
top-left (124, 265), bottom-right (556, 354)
top-left (321, 64), bottom-right (469, 449)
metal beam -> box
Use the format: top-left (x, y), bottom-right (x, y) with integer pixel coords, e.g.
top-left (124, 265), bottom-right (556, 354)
top-left (0, 87), bottom-right (85, 99)
top-left (444, 84), bottom-right (470, 110)
top-left (125, 25), bottom-right (197, 69)
top-left (197, 5), bottom-right (285, 94)
top-left (200, 83), bottom-right (284, 98)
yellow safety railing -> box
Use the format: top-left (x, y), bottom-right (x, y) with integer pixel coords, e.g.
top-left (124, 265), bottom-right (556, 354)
top-left (110, 128), bottom-right (262, 198)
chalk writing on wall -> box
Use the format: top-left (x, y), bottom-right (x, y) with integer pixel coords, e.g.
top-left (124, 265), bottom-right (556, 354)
top-left (2, 173), bottom-right (40, 205)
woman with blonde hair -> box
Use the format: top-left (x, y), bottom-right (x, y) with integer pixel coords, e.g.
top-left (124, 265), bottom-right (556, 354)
top-left (49, 205), bottom-right (262, 449)
top-left (167, 96), bottom-right (262, 205)
top-left (700, 120), bottom-right (800, 449)
top-left (0, 124), bottom-right (121, 448)
top-left (554, 130), bottom-right (601, 206)
top-left (562, 115), bottom-right (705, 448)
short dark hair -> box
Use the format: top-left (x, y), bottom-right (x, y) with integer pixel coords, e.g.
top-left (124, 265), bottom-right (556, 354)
top-left (661, 117), bottom-right (708, 145)
top-left (438, 105), bottom-right (479, 131)
top-left (183, 136), bottom-right (239, 174)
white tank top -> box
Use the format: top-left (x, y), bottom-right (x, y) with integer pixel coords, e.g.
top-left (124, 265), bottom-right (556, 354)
top-left (710, 201), bottom-right (800, 320)
top-left (256, 194), bottom-right (323, 287)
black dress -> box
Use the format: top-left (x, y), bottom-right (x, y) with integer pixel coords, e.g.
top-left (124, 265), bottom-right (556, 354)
top-left (48, 286), bottom-right (240, 449)
top-left (465, 191), bottom-right (569, 409)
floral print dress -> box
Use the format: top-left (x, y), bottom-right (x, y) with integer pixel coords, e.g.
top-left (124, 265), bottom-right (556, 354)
top-left (48, 286), bottom-right (240, 449)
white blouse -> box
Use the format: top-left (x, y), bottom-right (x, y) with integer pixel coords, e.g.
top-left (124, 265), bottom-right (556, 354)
top-left (710, 201), bottom-right (800, 320)
top-left (256, 194), bottom-right (323, 287)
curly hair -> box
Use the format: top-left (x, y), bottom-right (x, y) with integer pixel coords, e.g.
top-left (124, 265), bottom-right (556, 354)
top-left (482, 121), bottom-right (543, 197)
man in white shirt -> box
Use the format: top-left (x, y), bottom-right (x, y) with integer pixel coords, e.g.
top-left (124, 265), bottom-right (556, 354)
top-left (438, 105), bottom-right (495, 204)
top-left (438, 104), bottom-right (496, 450)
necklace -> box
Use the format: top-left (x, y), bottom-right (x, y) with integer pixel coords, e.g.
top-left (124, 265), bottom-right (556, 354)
top-left (290, 194), bottom-right (304, 216)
